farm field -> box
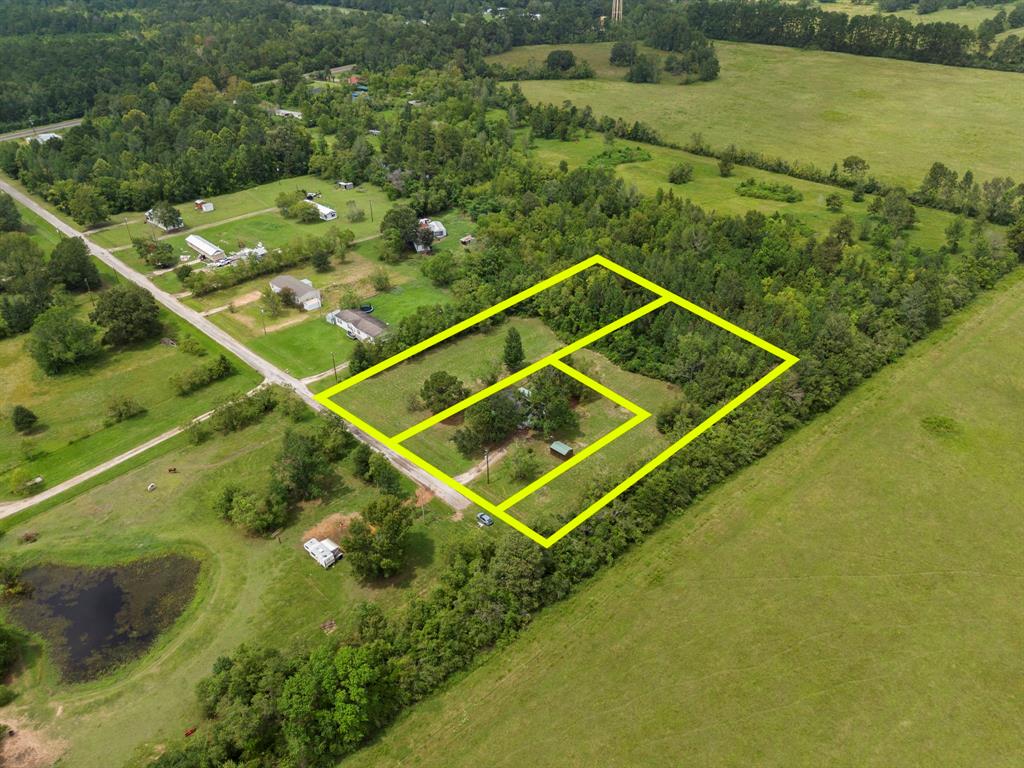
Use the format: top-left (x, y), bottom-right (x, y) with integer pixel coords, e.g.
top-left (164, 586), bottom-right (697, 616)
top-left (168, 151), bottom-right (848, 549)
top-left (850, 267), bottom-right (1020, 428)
top-left (489, 41), bottom-right (1024, 186)
top-left (799, 0), bottom-right (1018, 26)
top-left (0, 296), bottom-right (261, 501)
top-left (0, 412), bottom-right (485, 768)
top-left (341, 270), bottom-right (1024, 768)
top-left (530, 134), bottom-right (978, 252)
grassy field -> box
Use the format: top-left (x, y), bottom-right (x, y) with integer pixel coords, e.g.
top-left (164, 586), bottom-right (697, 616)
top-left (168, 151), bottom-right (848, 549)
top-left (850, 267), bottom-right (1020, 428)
top-left (333, 317), bottom-right (566, 436)
top-left (489, 41), bottom-right (1024, 186)
top-left (530, 134), bottom-right (975, 251)
top-left (12, 199), bottom-right (62, 252)
top-left (0, 308), bottom-right (260, 500)
top-left (340, 268), bottom-right (1024, 768)
top-left (0, 412), bottom-right (483, 768)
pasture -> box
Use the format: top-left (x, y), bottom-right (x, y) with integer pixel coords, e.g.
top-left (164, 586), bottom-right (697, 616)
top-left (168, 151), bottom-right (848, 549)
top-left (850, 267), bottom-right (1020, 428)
top-left (340, 269), bottom-right (1024, 768)
top-left (0, 412), bottom-right (482, 768)
top-left (490, 41), bottom-right (1024, 186)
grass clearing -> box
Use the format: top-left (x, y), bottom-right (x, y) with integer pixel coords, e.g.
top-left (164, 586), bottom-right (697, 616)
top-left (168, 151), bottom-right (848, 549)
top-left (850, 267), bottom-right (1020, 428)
top-left (333, 318), bottom-right (565, 437)
top-left (340, 269), bottom-right (1024, 768)
top-left (0, 304), bottom-right (261, 500)
top-left (490, 41), bottom-right (1024, 186)
top-left (531, 134), bottom-right (979, 251)
top-left (0, 412), bottom-right (481, 768)
top-left (88, 176), bottom-right (395, 251)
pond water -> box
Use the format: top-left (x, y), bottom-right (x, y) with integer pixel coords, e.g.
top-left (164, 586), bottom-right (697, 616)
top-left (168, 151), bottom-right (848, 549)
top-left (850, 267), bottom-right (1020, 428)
top-left (4, 554), bottom-right (200, 683)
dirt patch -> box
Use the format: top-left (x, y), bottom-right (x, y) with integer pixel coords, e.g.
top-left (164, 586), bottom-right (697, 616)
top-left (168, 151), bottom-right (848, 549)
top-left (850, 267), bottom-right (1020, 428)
top-left (0, 716), bottom-right (66, 768)
top-left (230, 289), bottom-right (262, 308)
top-left (302, 512), bottom-right (358, 543)
top-left (414, 487), bottom-right (434, 507)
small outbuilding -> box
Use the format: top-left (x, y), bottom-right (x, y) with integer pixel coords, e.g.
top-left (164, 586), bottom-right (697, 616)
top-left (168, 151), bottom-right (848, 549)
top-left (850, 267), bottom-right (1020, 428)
top-left (459, 234), bottom-right (475, 246)
top-left (314, 202), bottom-right (337, 221)
top-left (185, 234), bottom-right (225, 260)
top-left (550, 441), bottom-right (574, 459)
top-left (194, 199), bottom-right (215, 212)
top-left (274, 108), bottom-right (303, 119)
top-left (326, 309), bottom-right (388, 343)
top-left (270, 275), bottom-right (322, 311)
top-left (419, 218), bottom-right (447, 239)
top-left (337, 181), bottom-right (354, 190)
top-left (30, 132), bottom-right (62, 144)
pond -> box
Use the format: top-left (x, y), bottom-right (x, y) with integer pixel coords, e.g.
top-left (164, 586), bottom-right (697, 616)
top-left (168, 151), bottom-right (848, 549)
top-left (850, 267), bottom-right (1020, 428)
top-left (4, 554), bottom-right (200, 683)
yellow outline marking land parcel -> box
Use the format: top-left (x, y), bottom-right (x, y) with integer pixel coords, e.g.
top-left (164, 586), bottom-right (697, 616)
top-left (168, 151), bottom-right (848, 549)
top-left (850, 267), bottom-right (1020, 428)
top-left (316, 256), bottom-right (798, 547)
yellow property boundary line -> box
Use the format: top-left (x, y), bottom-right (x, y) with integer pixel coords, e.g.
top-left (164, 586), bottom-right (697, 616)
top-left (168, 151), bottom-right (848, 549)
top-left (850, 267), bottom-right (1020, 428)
top-left (315, 255), bottom-right (798, 547)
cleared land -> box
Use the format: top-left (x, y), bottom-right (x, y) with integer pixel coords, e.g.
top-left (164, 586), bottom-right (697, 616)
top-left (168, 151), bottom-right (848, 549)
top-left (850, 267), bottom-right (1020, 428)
top-left (803, 0), bottom-right (1019, 27)
top-left (490, 41), bottom-right (1024, 186)
top-left (531, 134), bottom-right (978, 252)
top-left (333, 317), bottom-right (566, 436)
top-left (341, 269), bottom-right (1024, 768)
top-left (0, 412), bottom-right (483, 768)
top-left (0, 210), bottom-right (262, 499)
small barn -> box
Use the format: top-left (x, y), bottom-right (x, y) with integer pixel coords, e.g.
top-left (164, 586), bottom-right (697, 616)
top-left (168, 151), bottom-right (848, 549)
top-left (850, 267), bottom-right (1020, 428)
top-left (185, 234), bottom-right (224, 261)
top-left (550, 441), bottom-right (574, 459)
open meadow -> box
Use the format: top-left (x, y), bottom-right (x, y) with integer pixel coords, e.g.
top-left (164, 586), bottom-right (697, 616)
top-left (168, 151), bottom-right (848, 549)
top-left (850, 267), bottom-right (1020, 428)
top-left (340, 267), bottom-right (1024, 768)
top-left (0, 411), bottom-right (486, 768)
top-left (490, 41), bottom-right (1024, 186)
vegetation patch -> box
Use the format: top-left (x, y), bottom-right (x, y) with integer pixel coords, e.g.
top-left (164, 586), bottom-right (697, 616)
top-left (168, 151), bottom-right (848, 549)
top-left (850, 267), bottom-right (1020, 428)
top-left (586, 144), bottom-right (653, 168)
top-left (735, 177), bottom-right (804, 203)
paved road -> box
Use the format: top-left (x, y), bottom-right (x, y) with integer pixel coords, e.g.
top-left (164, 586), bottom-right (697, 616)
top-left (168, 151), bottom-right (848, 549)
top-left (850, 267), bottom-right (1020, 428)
top-left (0, 118), bottom-right (83, 143)
top-left (0, 179), bottom-right (471, 515)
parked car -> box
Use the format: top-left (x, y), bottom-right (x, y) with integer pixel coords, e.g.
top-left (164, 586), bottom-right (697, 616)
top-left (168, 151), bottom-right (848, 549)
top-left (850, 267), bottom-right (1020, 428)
top-left (476, 512), bottom-right (494, 527)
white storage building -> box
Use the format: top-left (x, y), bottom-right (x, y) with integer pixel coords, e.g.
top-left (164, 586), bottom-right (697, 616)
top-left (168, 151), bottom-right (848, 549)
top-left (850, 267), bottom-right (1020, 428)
top-left (185, 234), bottom-right (224, 260)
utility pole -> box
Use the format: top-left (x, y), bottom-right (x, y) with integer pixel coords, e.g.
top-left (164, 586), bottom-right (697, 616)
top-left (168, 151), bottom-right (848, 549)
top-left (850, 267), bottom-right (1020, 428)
top-left (331, 351), bottom-right (338, 382)
top-left (123, 217), bottom-right (133, 242)
top-left (259, 308), bottom-right (267, 336)
top-left (484, 448), bottom-right (490, 484)
top-left (369, 200), bottom-right (374, 222)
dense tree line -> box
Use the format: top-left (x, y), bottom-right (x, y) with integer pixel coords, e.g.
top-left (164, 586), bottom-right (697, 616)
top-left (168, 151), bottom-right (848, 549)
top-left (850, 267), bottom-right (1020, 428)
top-left (682, 0), bottom-right (1024, 71)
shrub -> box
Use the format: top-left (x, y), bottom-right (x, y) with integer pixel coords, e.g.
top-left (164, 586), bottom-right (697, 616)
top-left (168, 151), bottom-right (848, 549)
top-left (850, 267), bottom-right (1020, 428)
top-left (505, 443), bottom-right (540, 482)
top-left (172, 354), bottom-right (235, 395)
top-left (178, 335), bottom-right (207, 356)
top-left (105, 395), bottom-right (146, 425)
top-left (736, 178), bottom-right (804, 203)
top-left (11, 405), bottom-right (38, 434)
top-left (610, 40), bottom-right (638, 66)
top-left (826, 192), bottom-right (844, 212)
top-left (668, 163), bottom-right (694, 184)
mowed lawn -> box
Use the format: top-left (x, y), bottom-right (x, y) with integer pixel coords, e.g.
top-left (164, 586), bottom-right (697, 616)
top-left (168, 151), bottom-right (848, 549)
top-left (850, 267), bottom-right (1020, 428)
top-left (0, 289), bottom-right (261, 500)
top-left (531, 134), bottom-right (986, 252)
top-left (333, 317), bottom-right (565, 436)
top-left (341, 270), bottom-right (1024, 768)
top-left (490, 41), bottom-right (1024, 186)
top-left (0, 413), bottom-right (483, 768)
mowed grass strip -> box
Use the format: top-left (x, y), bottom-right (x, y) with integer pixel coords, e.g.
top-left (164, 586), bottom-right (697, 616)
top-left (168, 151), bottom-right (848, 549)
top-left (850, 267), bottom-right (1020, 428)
top-left (490, 41), bottom-right (1024, 186)
top-left (340, 271), bottom-right (1024, 768)
top-left (0, 413), bottom-right (482, 768)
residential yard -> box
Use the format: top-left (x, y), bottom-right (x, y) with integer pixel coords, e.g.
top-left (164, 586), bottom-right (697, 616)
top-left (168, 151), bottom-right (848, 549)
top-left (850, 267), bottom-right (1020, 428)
top-left (88, 176), bottom-right (395, 251)
top-left (332, 317), bottom-right (566, 437)
top-left (0, 412), bottom-right (483, 768)
top-left (0, 303), bottom-right (260, 500)
top-left (531, 134), bottom-right (986, 252)
top-left (340, 265), bottom-right (1024, 768)
top-left (489, 41), bottom-right (1024, 186)
top-left (13, 199), bottom-right (62, 251)
top-left (192, 241), bottom-right (454, 378)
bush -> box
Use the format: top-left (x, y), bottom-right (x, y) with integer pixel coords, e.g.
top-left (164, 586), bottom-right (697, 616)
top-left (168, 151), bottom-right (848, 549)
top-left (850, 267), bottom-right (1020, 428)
top-left (178, 335), bottom-right (207, 356)
top-left (172, 355), bottom-right (235, 395)
top-left (668, 163), bottom-right (694, 184)
top-left (545, 50), bottom-right (576, 72)
top-left (505, 442), bottom-right (540, 482)
top-left (175, 264), bottom-right (193, 281)
top-left (0, 684), bottom-right (15, 707)
top-left (610, 41), bottom-right (638, 67)
top-left (105, 395), bottom-right (146, 425)
top-left (736, 178), bottom-right (804, 203)
top-left (208, 387), bottom-right (279, 434)
top-left (11, 405), bottom-right (37, 434)
top-left (826, 192), bottom-right (844, 212)
top-left (626, 54), bottom-right (661, 83)
top-left (718, 157), bottom-right (735, 177)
